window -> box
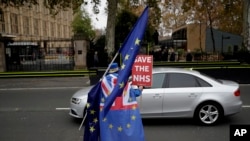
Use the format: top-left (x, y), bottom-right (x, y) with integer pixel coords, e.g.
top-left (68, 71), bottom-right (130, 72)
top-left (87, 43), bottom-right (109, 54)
top-left (58, 24), bottom-right (61, 38)
top-left (151, 73), bottom-right (166, 88)
top-left (168, 73), bottom-right (199, 88)
top-left (10, 13), bottom-right (18, 34)
top-left (51, 22), bottom-right (55, 37)
top-left (0, 11), bottom-right (5, 32)
top-left (43, 21), bottom-right (47, 37)
top-left (23, 16), bottom-right (30, 35)
top-left (34, 19), bottom-right (39, 35)
top-left (196, 77), bottom-right (212, 87)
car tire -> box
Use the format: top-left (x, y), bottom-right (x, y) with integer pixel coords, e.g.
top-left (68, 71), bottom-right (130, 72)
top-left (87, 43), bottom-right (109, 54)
top-left (194, 102), bottom-right (223, 126)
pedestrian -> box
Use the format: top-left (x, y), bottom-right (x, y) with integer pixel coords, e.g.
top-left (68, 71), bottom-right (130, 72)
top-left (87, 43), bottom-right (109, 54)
top-left (169, 48), bottom-right (176, 62)
top-left (161, 48), bottom-right (168, 61)
top-left (153, 29), bottom-right (159, 45)
top-left (94, 51), bottom-right (99, 67)
top-left (186, 49), bottom-right (193, 62)
top-left (99, 62), bottom-right (145, 141)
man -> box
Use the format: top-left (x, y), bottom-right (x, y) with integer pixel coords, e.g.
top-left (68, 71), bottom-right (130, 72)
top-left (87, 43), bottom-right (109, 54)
top-left (100, 62), bottom-right (145, 141)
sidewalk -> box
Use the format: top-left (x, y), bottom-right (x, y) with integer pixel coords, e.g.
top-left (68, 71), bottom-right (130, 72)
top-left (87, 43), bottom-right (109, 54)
top-left (0, 70), bottom-right (96, 78)
top-left (0, 76), bottom-right (91, 89)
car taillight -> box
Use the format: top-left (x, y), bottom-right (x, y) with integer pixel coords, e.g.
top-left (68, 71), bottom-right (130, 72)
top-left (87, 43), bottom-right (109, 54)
top-left (234, 89), bottom-right (240, 96)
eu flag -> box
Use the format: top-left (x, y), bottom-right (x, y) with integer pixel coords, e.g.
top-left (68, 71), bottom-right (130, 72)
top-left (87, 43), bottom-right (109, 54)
top-left (84, 6), bottom-right (149, 141)
top-left (102, 6), bottom-right (149, 117)
top-left (83, 82), bottom-right (101, 141)
top-left (99, 6), bottom-right (149, 141)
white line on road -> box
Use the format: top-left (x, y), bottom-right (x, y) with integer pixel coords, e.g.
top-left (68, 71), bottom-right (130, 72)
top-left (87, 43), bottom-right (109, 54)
top-left (56, 108), bottom-right (70, 110)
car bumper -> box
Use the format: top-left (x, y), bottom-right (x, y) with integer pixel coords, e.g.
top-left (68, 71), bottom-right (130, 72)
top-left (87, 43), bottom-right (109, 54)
top-left (69, 103), bottom-right (85, 118)
top-left (224, 101), bottom-right (243, 116)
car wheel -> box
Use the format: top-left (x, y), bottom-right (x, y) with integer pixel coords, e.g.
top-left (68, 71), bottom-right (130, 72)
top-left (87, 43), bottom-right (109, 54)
top-left (195, 102), bottom-right (223, 126)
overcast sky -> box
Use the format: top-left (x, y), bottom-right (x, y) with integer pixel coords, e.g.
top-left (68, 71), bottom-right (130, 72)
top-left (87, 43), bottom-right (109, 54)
top-left (82, 0), bottom-right (108, 30)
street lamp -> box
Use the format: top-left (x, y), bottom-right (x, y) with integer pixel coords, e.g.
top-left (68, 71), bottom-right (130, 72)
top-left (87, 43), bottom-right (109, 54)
top-left (221, 35), bottom-right (230, 54)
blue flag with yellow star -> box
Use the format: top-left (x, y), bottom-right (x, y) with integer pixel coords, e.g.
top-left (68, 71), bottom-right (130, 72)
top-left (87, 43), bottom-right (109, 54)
top-left (84, 6), bottom-right (148, 141)
top-left (83, 82), bottom-right (101, 141)
top-left (102, 6), bottom-right (149, 117)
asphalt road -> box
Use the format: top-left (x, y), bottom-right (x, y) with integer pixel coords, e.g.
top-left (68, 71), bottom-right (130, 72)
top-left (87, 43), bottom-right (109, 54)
top-left (0, 77), bottom-right (250, 141)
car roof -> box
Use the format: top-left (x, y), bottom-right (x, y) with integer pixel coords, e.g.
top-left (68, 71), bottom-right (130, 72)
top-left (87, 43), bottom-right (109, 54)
top-left (152, 67), bottom-right (201, 75)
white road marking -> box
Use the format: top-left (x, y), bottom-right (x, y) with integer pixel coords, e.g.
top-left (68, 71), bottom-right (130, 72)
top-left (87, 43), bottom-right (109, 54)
top-left (56, 108), bottom-right (70, 110)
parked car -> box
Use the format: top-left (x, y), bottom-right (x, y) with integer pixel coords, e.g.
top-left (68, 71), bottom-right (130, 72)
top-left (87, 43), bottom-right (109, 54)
top-left (69, 67), bottom-right (242, 125)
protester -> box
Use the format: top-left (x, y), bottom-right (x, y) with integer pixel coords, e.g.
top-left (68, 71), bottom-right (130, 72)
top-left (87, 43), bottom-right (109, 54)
top-left (99, 62), bottom-right (145, 141)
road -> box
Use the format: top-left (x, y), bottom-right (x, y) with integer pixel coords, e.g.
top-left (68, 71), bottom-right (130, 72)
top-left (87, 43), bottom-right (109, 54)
top-left (0, 77), bottom-right (250, 141)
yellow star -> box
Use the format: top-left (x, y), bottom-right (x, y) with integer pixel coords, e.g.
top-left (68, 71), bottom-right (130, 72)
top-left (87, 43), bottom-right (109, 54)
top-left (119, 82), bottom-right (124, 89)
top-left (125, 54), bottom-right (130, 60)
top-left (101, 97), bottom-right (105, 103)
top-left (118, 126), bottom-right (123, 132)
top-left (127, 123), bottom-right (131, 128)
top-left (131, 115), bottom-right (136, 120)
top-left (121, 63), bottom-right (125, 70)
top-left (93, 118), bottom-right (98, 123)
top-left (86, 103), bottom-right (90, 108)
top-left (109, 124), bottom-right (113, 129)
top-left (90, 110), bottom-right (95, 115)
top-left (102, 118), bottom-right (107, 122)
top-left (90, 126), bottom-right (95, 132)
top-left (135, 38), bottom-right (141, 45)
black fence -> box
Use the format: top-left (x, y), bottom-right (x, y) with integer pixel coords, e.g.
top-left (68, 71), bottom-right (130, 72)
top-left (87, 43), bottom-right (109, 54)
top-left (5, 40), bottom-right (75, 71)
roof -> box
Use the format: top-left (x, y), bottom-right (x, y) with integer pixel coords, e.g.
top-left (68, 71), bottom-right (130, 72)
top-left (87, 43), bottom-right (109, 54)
top-left (153, 67), bottom-right (200, 75)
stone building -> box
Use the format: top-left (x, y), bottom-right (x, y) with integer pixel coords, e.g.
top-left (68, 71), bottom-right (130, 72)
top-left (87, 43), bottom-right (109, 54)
top-left (0, 1), bottom-right (88, 72)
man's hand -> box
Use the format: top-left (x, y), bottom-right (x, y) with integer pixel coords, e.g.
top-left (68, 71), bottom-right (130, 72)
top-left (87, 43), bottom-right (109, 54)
top-left (138, 86), bottom-right (144, 91)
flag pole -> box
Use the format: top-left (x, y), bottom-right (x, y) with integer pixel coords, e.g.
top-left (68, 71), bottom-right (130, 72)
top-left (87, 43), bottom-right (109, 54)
top-left (100, 52), bottom-right (120, 80)
top-left (79, 51), bottom-right (120, 130)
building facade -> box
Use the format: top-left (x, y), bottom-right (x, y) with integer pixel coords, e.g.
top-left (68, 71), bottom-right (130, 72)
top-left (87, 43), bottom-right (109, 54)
top-left (0, 1), bottom-right (88, 72)
top-left (0, 0), bottom-right (73, 41)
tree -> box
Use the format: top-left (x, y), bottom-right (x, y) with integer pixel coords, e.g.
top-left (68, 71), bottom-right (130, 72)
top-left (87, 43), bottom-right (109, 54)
top-left (182, 0), bottom-right (243, 53)
top-left (242, 0), bottom-right (249, 51)
top-left (83, 0), bottom-right (162, 60)
top-left (160, 0), bottom-right (190, 36)
top-left (71, 8), bottom-right (95, 40)
top-left (105, 0), bottom-right (118, 60)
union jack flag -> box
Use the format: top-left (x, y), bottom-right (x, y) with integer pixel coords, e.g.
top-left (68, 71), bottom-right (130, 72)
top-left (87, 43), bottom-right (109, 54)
top-left (100, 74), bottom-right (138, 110)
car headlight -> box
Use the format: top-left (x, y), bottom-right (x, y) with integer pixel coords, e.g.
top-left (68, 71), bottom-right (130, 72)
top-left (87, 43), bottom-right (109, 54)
top-left (71, 97), bottom-right (81, 104)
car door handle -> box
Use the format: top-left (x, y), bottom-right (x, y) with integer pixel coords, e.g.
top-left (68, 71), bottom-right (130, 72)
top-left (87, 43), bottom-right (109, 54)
top-left (153, 94), bottom-right (162, 99)
top-left (188, 93), bottom-right (197, 98)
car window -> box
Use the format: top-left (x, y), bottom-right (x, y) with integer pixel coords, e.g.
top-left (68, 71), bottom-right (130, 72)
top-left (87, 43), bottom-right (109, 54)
top-left (151, 73), bottom-right (166, 88)
top-left (196, 77), bottom-right (212, 87)
top-left (167, 73), bottom-right (199, 88)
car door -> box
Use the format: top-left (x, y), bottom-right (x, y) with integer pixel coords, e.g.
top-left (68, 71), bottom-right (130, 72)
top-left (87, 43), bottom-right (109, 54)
top-left (137, 73), bottom-right (166, 118)
top-left (162, 73), bottom-right (203, 117)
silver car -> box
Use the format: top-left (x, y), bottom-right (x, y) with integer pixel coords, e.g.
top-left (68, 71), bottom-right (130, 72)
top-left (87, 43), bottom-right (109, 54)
top-left (69, 67), bottom-right (242, 125)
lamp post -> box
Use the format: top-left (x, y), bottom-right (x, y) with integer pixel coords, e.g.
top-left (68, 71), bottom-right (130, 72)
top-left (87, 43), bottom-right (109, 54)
top-left (221, 35), bottom-right (230, 54)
